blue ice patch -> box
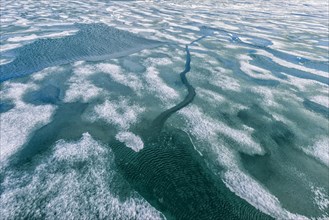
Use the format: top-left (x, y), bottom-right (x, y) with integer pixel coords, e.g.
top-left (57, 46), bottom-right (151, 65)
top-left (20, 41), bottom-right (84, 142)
top-left (23, 85), bottom-right (60, 105)
top-left (0, 101), bottom-right (15, 113)
top-left (0, 23), bottom-right (162, 82)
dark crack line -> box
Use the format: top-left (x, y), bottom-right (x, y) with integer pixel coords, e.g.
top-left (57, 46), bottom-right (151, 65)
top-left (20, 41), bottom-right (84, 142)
top-left (151, 37), bottom-right (205, 133)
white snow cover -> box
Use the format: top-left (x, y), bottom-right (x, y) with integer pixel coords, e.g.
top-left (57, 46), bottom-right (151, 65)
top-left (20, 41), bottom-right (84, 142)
top-left (0, 133), bottom-right (165, 219)
top-left (116, 131), bottom-right (144, 152)
top-left (0, 82), bottom-right (56, 163)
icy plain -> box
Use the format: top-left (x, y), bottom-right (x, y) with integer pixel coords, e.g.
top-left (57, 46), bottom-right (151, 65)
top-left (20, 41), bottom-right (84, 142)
top-left (0, 0), bottom-right (328, 219)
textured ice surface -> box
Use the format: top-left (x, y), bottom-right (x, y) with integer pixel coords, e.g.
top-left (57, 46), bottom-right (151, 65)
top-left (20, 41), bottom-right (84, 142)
top-left (91, 99), bottom-right (145, 130)
top-left (1, 0), bottom-right (328, 219)
top-left (64, 62), bottom-right (104, 103)
top-left (116, 131), bottom-right (144, 152)
top-left (180, 105), bottom-right (265, 156)
top-left (97, 63), bottom-right (144, 94)
top-left (0, 23), bottom-right (161, 82)
top-left (0, 82), bottom-right (56, 163)
top-left (0, 133), bottom-right (164, 219)
top-left (303, 137), bottom-right (329, 167)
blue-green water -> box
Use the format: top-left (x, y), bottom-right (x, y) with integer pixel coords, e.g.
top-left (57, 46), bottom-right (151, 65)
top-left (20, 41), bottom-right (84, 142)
top-left (1, 0), bottom-right (328, 219)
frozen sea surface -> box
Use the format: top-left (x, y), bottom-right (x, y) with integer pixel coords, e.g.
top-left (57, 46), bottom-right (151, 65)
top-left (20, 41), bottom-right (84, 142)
top-left (0, 0), bottom-right (328, 219)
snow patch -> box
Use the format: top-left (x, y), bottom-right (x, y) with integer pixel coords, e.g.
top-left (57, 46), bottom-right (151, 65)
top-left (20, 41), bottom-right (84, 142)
top-left (92, 99), bottom-right (145, 130)
top-left (0, 82), bottom-right (55, 163)
top-left (0, 133), bottom-right (164, 219)
top-left (97, 63), bottom-right (144, 94)
top-left (116, 131), bottom-right (144, 152)
top-left (64, 63), bottom-right (104, 103)
top-left (303, 137), bottom-right (329, 167)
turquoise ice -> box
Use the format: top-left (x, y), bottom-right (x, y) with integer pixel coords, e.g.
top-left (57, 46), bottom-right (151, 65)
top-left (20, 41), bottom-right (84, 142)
top-left (0, 0), bottom-right (328, 219)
